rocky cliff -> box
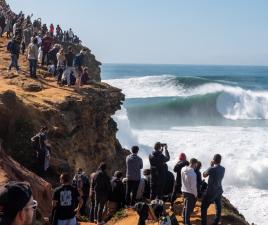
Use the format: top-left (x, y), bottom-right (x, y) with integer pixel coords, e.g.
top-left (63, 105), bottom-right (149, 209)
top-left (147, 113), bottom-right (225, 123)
top-left (0, 36), bottom-right (128, 184)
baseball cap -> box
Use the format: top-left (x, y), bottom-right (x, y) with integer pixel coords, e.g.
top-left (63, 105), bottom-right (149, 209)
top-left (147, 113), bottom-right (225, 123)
top-left (0, 182), bottom-right (33, 225)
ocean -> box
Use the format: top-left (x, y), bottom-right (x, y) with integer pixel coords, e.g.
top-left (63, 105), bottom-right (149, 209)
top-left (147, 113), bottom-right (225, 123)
top-left (102, 64), bottom-right (268, 225)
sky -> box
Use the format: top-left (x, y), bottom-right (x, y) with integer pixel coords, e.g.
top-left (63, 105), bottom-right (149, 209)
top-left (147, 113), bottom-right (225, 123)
top-left (8, 0), bottom-right (268, 65)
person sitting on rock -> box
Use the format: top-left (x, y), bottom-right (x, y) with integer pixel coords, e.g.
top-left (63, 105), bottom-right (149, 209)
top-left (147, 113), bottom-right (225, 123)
top-left (91, 163), bottom-right (111, 225)
top-left (0, 182), bottom-right (37, 225)
top-left (80, 67), bottom-right (89, 85)
top-left (201, 154), bottom-right (225, 225)
top-left (53, 173), bottom-right (82, 225)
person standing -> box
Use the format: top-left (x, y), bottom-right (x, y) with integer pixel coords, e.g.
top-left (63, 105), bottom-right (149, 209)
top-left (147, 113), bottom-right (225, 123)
top-left (149, 142), bottom-right (170, 200)
top-left (63, 46), bottom-right (75, 86)
top-left (171, 153), bottom-right (189, 203)
top-left (7, 37), bottom-right (20, 74)
top-left (125, 146), bottom-right (143, 206)
top-left (41, 33), bottom-right (53, 66)
top-left (201, 154), bottom-right (225, 225)
top-left (27, 37), bottom-right (38, 78)
top-left (52, 173), bottom-right (82, 225)
top-left (74, 48), bottom-right (87, 90)
top-left (181, 158), bottom-right (198, 225)
top-left (0, 182), bottom-right (37, 225)
top-left (72, 168), bottom-right (90, 216)
top-left (91, 163), bottom-right (111, 225)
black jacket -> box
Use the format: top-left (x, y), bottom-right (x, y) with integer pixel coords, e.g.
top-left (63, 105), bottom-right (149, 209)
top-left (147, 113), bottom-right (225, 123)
top-left (92, 169), bottom-right (111, 197)
top-left (149, 150), bottom-right (170, 176)
top-left (109, 177), bottom-right (125, 205)
top-left (7, 40), bottom-right (20, 55)
top-left (173, 160), bottom-right (189, 186)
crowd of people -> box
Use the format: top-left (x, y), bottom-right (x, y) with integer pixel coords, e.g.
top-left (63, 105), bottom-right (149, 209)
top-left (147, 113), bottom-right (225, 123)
top-left (0, 1), bottom-right (226, 225)
top-left (0, 0), bottom-right (94, 90)
top-left (0, 141), bottom-right (225, 225)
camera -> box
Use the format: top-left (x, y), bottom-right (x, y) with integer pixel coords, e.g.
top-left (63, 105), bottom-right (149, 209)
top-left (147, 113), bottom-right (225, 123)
top-left (161, 143), bottom-right (167, 147)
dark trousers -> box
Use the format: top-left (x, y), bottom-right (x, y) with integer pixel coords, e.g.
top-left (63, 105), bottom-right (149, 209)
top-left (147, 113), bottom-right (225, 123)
top-left (182, 192), bottom-right (196, 225)
top-left (29, 59), bottom-right (37, 77)
top-left (201, 194), bottom-right (222, 225)
top-left (42, 51), bottom-right (48, 66)
top-left (126, 180), bottom-right (140, 206)
top-left (89, 194), bottom-right (95, 222)
top-left (9, 54), bottom-right (19, 71)
top-left (171, 183), bottom-right (182, 203)
top-left (150, 172), bottom-right (166, 200)
top-left (80, 195), bottom-right (89, 216)
top-left (94, 194), bottom-right (107, 223)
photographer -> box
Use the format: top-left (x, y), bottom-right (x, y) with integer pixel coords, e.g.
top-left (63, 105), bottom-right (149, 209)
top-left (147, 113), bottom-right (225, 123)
top-left (149, 142), bottom-right (170, 200)
top-left (201, 154), bottom-right (225, 225)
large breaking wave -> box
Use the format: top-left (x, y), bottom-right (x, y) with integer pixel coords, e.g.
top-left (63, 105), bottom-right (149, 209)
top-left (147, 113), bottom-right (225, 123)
top-left (105, 75), bottom-right (268, 126)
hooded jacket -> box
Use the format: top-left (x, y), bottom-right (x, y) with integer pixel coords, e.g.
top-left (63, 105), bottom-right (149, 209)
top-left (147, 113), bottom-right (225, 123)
top-left (181, 166), bottom-right (197, 197)
top-left (174, 160), bottom-right (189, 186)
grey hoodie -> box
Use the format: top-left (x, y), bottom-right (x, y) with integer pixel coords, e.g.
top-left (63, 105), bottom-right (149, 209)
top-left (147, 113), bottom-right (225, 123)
top-left (126, 153), bottom-right (143, 181)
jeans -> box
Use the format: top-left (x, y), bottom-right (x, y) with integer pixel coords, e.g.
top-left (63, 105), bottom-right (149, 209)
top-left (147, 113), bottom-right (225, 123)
top-left (29, 59), bottom-right (37, 77)
top-left (94, 194), bottom-right (107, 223)
top-left (126, 180), bottom-right (140, 206)
top-left (201, 194), bottom-right (222, 225)
top-left (9, 54), bottom-right (19, 71)
top-left (58, 217), bottom-right (76, 225)
top-left (182, 192), bottom-right (197, 225)
top-left (62, 66), bottom-right (74, 85)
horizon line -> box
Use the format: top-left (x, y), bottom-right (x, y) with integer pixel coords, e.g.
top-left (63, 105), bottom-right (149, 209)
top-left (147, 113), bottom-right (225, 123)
top-left (102, 62), bottom-right (268, 67)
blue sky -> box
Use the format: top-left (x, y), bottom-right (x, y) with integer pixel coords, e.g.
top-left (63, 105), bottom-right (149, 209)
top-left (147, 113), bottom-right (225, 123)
top-left (8, 0), bottom-right (268, 65)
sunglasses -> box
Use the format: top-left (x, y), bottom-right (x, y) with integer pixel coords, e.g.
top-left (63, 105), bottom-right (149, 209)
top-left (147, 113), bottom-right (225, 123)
top-left (24, 200), bottom-right (38, 211)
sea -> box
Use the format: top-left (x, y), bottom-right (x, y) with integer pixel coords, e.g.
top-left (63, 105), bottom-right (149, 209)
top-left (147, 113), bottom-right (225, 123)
top-left (102, 64), bottom-right (268, 225)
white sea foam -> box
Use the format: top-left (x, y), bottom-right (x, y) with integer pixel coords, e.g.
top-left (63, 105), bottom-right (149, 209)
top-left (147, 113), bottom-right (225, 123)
top-left (104, 75), bottom-right (185, 98)
top-left (110, 74), bottom-right (268, 224)
top-left (132, 126), bottom-right (268, 224)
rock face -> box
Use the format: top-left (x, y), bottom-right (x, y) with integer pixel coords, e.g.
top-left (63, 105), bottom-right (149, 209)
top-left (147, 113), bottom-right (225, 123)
top-left (0, 84), bottom-right (127, 182)
top-left (0, 150), bottom-right (52, 218)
